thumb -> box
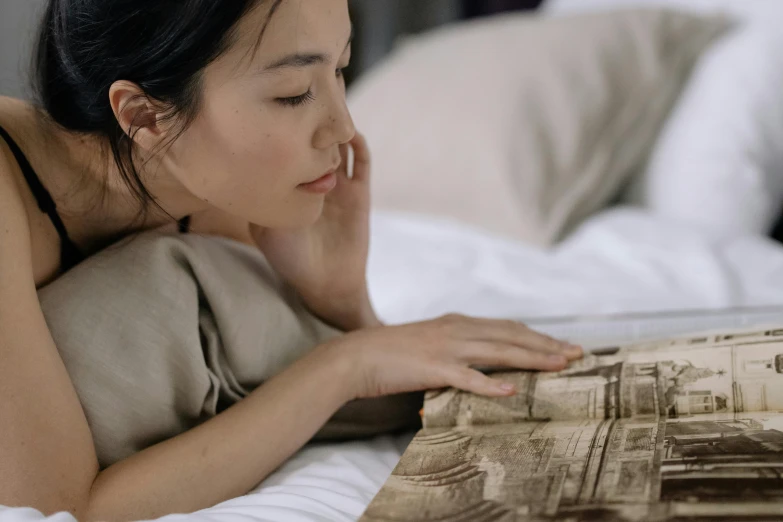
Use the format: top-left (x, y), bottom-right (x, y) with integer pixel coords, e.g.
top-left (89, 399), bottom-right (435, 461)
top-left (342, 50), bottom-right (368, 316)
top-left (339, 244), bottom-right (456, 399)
top-left (348, 132), bottom-right (371, 184)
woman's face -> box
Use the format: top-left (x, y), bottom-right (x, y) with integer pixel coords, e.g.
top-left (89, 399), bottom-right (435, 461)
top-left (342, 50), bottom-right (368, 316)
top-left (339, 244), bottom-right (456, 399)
top-left (165, 0), bottom-right (355, 228)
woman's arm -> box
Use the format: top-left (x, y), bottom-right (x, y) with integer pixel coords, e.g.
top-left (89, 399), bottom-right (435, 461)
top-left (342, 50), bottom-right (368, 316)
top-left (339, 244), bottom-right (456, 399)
top-left (85, 345), bottom-right (354, 521)
top-left (0, 159), bottom-right (100, 517)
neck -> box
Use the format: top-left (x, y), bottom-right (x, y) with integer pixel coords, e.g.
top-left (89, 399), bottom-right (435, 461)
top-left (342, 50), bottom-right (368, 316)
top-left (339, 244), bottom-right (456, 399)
top-left (49, 121), bottom-right (210, 249)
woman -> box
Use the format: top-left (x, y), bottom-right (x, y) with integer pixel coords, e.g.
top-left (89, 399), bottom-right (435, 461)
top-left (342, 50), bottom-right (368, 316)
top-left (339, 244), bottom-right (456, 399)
top-left (0, 0), bottom-right (583, 519)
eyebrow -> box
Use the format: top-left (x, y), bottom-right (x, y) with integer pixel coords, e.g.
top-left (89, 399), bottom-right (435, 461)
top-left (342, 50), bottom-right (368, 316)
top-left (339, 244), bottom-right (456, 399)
top-left (263, 26), bottom-right (354, 72)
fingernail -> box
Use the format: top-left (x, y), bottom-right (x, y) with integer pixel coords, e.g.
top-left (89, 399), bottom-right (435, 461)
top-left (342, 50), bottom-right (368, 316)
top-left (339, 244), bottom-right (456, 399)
top-left (560, 341), bottom-right (576, 351)
top-left (500, 383), bottom-right (516, 393)
top-left (549, 354), bottom-right (568, 364)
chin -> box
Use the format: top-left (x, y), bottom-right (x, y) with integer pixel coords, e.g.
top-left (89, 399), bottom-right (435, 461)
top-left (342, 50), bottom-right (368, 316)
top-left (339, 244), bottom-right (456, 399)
top-left (291, 208), bottom-right (324, 228)
top-left (255, 200), bottom-right (325, 229)
top-left (299, 200), bottom-right (327, 226)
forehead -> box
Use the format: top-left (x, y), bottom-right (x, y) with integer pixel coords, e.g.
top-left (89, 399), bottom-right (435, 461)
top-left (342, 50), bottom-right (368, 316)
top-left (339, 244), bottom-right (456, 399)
top-left (236, 0), bottom-right (351, 59)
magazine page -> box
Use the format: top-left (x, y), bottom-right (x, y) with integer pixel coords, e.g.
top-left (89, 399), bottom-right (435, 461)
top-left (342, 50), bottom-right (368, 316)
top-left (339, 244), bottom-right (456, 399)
top-left (424, 328), bottom-right (783, 428)
top-left (362, 323), bottom-right (783, 521)
top-left (361, 411), bottom-right (783, 521)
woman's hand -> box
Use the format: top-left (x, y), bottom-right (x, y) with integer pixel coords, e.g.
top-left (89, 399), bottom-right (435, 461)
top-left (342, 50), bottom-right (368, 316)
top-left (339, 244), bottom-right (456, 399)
top-left (324, 313), bottom-right (584, 399)
top-left (251, 133), bottom-right (376, 331)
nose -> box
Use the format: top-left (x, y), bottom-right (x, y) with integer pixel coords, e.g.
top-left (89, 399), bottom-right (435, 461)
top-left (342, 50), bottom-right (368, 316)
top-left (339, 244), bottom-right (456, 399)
top-left (312, 87), bottom-right (356, 150)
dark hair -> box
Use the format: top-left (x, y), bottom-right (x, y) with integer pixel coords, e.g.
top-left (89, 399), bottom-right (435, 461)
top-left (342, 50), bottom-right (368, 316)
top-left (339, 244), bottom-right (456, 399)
top-left (34, 0), bottom-right (283, 217)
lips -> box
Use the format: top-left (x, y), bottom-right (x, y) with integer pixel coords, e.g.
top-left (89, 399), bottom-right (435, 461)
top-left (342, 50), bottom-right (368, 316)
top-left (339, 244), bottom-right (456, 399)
top-left (317, 167), bottom-right (338, 183)
top-left (297, 170), bottom-right (338, 194)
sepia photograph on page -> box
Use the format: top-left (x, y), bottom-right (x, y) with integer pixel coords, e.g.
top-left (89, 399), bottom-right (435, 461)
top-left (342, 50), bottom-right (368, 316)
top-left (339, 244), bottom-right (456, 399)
top-left (362, 322), bottom-right (783, 521)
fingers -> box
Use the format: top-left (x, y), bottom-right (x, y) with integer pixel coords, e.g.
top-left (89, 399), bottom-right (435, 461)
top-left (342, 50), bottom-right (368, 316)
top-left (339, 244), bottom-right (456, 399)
top-left (443, 315), bottom-right (582, 359)
top-left (334, 143), bottom-right (352, 192)
top-left (441, 366), bottom-right (517, 398)
top-left (461, 342), bottom-right (569, 372)
top-left (348, 132), bottom-right (371, 183)
top-left (338, 143), bottom-right (349, 172)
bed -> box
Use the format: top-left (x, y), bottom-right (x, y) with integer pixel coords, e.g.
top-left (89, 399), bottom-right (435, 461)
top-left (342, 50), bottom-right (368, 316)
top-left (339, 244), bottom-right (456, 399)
top-left (4, 0), bottom-right (783, 521)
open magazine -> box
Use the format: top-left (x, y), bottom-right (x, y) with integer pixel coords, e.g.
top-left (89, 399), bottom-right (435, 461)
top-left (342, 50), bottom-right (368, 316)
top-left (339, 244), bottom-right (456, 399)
top-left (360, 307), bottom-right (783, 522)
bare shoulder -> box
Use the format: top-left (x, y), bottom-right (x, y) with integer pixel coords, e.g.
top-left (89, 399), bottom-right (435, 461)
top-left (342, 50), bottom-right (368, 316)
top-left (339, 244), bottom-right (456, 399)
top-left (0, 95), bottom-right (42, 254)
top-left (0, 97), bottom-right (66, 285)
top-left (0, 136), bottom-right (33, 272)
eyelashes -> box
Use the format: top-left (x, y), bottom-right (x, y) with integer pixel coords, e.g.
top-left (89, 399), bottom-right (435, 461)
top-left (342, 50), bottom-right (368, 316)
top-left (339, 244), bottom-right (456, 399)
top-left (277, 90), bottom-right (315, 108)
top-left (275, 68), bottom-right (346, 108)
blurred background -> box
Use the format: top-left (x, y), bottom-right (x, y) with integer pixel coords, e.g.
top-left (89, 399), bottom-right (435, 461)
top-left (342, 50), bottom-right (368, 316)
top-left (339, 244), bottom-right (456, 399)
top-left (0, 0), bottom-right (543, 97)
top-left (345, 0), bottom-right (543, 83)
top-left (2, 0), bottom-right (783, 249)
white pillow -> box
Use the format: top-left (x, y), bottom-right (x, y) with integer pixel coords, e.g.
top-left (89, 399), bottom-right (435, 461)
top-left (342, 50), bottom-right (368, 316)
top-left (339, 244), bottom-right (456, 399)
top-left (348, 9), bottom-right (727, 246)
top-left (625, 20), bottom-right (783, 236)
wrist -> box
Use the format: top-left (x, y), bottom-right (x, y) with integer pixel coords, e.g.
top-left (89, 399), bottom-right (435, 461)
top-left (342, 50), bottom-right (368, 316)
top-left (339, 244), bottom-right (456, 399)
top-left (312, 338), bottom-right (363, 402)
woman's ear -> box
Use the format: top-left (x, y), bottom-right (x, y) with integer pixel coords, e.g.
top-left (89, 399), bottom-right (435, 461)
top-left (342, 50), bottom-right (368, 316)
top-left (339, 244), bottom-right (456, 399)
top-left (109, 80), bottom-right (171, 152)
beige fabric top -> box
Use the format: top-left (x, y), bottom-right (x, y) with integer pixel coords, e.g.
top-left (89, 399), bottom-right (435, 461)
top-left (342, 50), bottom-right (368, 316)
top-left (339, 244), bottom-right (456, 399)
top-left (38, 232), bottom-right (421, 470)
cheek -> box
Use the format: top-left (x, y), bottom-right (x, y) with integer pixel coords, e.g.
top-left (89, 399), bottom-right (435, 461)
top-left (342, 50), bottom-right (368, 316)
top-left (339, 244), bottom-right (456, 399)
top-left (205, 111), bottom-right (304, 197)
top-left (231, 131), bottom-right (301, 181)
top-left (169, 101), bottom-right (321, 225)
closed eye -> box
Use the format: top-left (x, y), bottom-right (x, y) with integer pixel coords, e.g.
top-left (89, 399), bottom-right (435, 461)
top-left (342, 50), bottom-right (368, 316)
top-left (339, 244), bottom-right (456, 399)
top-left (276, 90), bottom-right (315, 107)
top-left (276, 66), bottom-right (345, 107)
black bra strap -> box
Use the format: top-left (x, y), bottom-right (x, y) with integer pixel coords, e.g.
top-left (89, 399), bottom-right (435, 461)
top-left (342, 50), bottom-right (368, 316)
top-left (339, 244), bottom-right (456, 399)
top-left (178, 214), bottom-right (192, 234)
top-left (0, 124), bottom-right (83, 271)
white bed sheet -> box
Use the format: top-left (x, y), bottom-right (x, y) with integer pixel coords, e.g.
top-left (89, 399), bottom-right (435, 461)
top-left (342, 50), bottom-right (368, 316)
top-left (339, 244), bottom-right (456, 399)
top-left (4, 208), bottom-right (783, 522)
top-left (368, 208), bottom-right (783, 324)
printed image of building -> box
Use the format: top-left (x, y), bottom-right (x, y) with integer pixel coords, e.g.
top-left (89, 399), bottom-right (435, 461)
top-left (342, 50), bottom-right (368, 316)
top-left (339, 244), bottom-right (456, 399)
top-left (661, 418), bottom-right (783, 504)
top-left (367, 337), bottom-right (783, 521)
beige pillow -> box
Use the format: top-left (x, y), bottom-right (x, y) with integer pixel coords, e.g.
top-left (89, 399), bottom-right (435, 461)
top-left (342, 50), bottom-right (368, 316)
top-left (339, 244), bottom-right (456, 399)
top-left (348, 9), bottom-right (729, 245)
